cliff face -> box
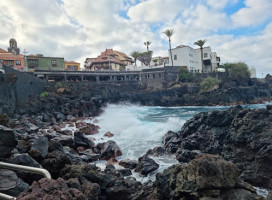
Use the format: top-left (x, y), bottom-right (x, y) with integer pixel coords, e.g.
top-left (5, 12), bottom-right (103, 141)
top-left (0, 67), bottom-right (47, 116)
top-left (0, 73), bottom-right (17, 115)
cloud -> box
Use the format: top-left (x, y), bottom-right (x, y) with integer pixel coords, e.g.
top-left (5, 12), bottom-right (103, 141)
top-left (127, 0), bottom-right (189, 23)
top-left (207, 22), bottom-right (272, 76)
top-left (206, 0), bottom-right (238, 10)
top-left (0, 0), bottom-right (271, 76)
top-left (231, 0), bottom-right (272, 27)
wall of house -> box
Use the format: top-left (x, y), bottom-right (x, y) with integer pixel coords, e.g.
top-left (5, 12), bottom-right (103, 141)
top-left (65, 63), bottom-right (80, 71)
top-left (170, 47), bottom-right (201, 72)
top-left (37, 57), bottom-right (65, 70)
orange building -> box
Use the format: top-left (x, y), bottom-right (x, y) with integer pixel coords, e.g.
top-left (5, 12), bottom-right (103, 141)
top-left (0, 48), bottom-right (26, 71)
top-left (64, 61), bottom-right (80, 71)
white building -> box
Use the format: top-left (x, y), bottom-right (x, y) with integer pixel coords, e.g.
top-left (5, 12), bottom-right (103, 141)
top-left (168, 45), bottom-right (220, 73)
top-left (150, 56), bottom-right (169, 66)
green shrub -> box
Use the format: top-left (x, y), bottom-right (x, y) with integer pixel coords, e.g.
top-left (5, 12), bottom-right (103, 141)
top-left (54, 82), bottom-right (62, 89)
top-left (200, 77), bottom-right (221, 93)
top-left (40, 91), bottom-right (48, 98)
top-left (179, 68), bottom-right (193, 82)
top-left (219, 62), bottom-right (251, 78)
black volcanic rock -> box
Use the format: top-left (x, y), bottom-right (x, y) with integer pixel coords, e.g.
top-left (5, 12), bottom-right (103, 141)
top-left (0, 169), bottom-right (29, 197)
top-left (155, 154), bottom-right (264, 200)
top-left (0, 125), bottom-right (18, 158)
top-left (164, 105), bottom-right (272, 189)
top-left (135, 155), bottom-right (159, 176)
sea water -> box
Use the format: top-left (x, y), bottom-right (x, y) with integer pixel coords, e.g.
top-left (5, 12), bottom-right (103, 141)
top-left (87, 102), bottom-right (271, 195)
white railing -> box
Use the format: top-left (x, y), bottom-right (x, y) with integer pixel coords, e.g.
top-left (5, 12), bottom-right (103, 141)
top-left (0, 162), bottom-right (51, 200)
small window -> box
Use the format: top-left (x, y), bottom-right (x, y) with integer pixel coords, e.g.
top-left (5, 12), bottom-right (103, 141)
top-left (204, 53), bottom-right (208, 58)
top-left (51, 60), bottom-right (57, 67)
top-left (16, 60), bottom-right (21, 65)
top-left (174, 55), bottom-right (177, 60)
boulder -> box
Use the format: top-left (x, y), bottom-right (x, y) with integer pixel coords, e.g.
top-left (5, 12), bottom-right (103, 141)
top-left (74, 131), bottom-right (95, 149)
top-left (17, 177), bottom-right (85, 200)
top-left (104, 131), bottom-right (114, 138)
top-left (8, 153), bottom-right (40, 168)
top-left (100, 140), bottom-right (122, 160)
top-left (0, 169), bottom-right (29, 197)
top-left (82, 181), bottom-right (100, 200)
top-left (0, 125), bottom-right (18, 158)
top-left (118, 168), bottom-right (132, 177)
top-left (17, 140), bottom-right (31, 153)
top-left (135, 156), bottom-right (159, 176)
top-left (176, 149), bottom-right (201, 163)
top-left (0, 113), bottom-right (9, 127)
top-left (42, 150), bottom-right (71, 179)
top-left (155, 154), bottom-right (263, 200)
top-left (29, 136), bottom-right (48, 159)
top-left (164, 106), bottom-right (272, 189)
top-left (52, 135), bottom-right (74, 147)
top-left (79, 123), bottom-right (99, 135)
top-left (119, 159), bottom-right (138, 169)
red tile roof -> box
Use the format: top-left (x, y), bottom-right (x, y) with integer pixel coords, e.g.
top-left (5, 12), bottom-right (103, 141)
top-left (92, 49), bottom-right (133, 66)
top-left (65, 61), bottom-right (80, 64)
top-left (0, 48), bottom-right (8, 53)
top-left (0, 53), bottom-right (24, 59)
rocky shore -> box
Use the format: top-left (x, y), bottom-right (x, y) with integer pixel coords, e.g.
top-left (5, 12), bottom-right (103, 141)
top-left (163, 105), bottom-right (272, 190)
top-left (1, 71), bottom-right (272, 199)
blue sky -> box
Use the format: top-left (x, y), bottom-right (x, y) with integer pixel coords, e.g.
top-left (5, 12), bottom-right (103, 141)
top-left (0, 0), bottom-right (272, 77)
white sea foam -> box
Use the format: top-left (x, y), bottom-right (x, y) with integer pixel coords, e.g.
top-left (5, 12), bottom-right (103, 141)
top-left (87, 103), bottom-right (186, 160)
top-left (85, 103), bottom-right (272, 184)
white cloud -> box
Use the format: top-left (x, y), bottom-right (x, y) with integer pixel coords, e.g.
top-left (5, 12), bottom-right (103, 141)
top-left (207, 22), bottom-right (272, 77)
top-left (231, 0), bottom-right (272, 27)
top-left (127, 0), bottom-right (189, 23)
top-left (206, 0), bottom-right (238, 10)
top-left (0, 0), bottom-right (271, 76)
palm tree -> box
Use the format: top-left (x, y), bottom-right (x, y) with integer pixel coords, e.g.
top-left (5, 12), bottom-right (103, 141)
top-left (130, 51), bottom-right (140, 66)
top-left (144, 41), bottom-right (152, 51)
top-left (163, 29), bottom-right (175, 66)
top-left (194, 39), bottom-right (207, 73)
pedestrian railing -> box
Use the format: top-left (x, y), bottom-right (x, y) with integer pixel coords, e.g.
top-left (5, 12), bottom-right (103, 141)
top-left (0, 161), bottom-right (51, 200)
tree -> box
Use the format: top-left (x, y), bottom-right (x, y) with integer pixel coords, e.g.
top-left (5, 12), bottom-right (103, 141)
top-left (144, 41), bottom-right (152, 51)
top-left (153, 59), bottom-right (158, 66)
top-left (130, 51), bottom-right (140, 66)
top-left (219, 62), bottom-right (251, 78)
top-left (179, 68), bottom-right (193, 82)
top-left (194, 39), bottom-right (207, 73)
top-left (137, 51), bottom-right (153, 66)
top-left (163, 29), bottom-right (175, 66)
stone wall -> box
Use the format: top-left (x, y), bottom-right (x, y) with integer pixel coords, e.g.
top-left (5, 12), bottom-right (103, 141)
top-left (164, 66), bottom-right (181, 85)
top-left (3, 66), bottom-right (47, 103)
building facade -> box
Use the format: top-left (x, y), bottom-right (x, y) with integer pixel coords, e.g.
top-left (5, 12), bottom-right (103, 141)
top-left (89, 49), bottom-right (134, 71)
top-left (0, 39), bottom-right (26, 71)
top-left (150, 56), bottom-right (169, 66)
top-left (65, 61), bottom-right (80, 71)
top-left (0, 48), bottom-right (26, 71)
top-left (27, 54), bottom-right (64, 72)
top-left (168, 45), bottom-right (220, 73)
top-left (8, 38), bottom-right (20, 55)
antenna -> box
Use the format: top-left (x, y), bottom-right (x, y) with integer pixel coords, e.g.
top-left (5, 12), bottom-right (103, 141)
top-left (23, 49), bottom-right (28, 56)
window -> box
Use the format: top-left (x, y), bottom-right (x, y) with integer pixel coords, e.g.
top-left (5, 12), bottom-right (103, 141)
top-left (204, 53), bottom-right (208, 58)
top-left (16, 60), bottom-right (21, 65)
top-left (51, 60), bottom-right (57, 67)
top-left (174, 55), bottom-right (177, 60)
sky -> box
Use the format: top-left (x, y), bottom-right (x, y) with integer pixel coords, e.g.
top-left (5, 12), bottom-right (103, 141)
top-left (0, 0), bottom-right (271, 77)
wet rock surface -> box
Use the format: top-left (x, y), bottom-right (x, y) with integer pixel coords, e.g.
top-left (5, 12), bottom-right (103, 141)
top-left (155, 154), bottom-right (265, 200)
top-left (164, 105), bottom-right (272, 190)
top-left (0, 125), bottom-right (18, 158)
top-left (0, 169), bottom-right (29, 197)
top-left (135, 155), bottom-right (159, 176)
